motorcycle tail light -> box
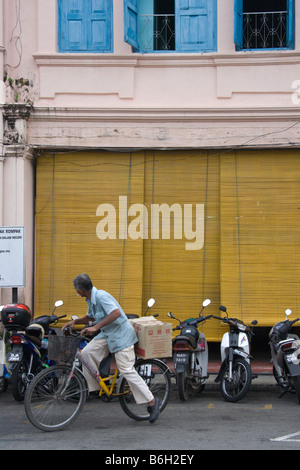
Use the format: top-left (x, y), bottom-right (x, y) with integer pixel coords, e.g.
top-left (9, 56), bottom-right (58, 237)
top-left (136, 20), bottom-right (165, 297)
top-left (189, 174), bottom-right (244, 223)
top-left (173, 342), bottom-right (191, 351)
top-left (198, 340), bottom-right (205, 351)
top-left (281, 341), bottom-right (294, 352)
top-left (10, 335), bottom-right (22, 345)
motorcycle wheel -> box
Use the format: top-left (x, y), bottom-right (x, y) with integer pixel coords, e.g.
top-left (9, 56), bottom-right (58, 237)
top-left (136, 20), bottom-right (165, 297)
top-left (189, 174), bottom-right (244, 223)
top-left (220, 357), bottom-right (252, 403)
top-left (0, 376), bottom-right (8, 394)
top-left (11, 360), bottom-right (28, 402)
top-left (293, 375), bottom-right (300, 404)
top-left (177, 369), bottom-right (194, 401)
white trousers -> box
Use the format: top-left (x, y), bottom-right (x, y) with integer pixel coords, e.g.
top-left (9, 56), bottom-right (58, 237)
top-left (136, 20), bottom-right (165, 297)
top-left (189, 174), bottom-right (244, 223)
top-left (81, 337), bottom-right (154, 404)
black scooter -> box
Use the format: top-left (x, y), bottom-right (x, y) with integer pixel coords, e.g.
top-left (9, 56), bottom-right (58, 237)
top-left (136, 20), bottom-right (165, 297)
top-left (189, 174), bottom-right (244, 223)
top-left (2, 300), bottom-right (65, 401)
top-left (167, 299), bottom-right (212, 401)
top-left (269, 308), bottom-right (300, 403)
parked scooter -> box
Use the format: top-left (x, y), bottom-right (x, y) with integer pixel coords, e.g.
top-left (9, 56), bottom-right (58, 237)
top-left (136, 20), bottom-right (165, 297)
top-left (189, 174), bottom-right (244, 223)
top-left (0, 306), bottom-right (9, 394)
top-left (213, 306), bottom-right (258, 402)
top-left (1, 300), bottom-right (65, 401)
top-left (167, 299), bottom-right (212, 401)
top-left (269, 308), bottom-right (300, 403)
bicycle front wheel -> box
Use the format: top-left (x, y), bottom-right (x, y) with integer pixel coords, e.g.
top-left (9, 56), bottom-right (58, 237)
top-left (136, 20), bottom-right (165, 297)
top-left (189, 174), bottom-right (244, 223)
top-left (24, 365), bottom-right (87, 432)
top-left (119, 358), bottom-right (171, 421)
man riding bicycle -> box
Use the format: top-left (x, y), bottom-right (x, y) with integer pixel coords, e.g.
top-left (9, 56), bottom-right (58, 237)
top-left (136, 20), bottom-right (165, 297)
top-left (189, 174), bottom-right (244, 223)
top-left (62, 273), bottom-right (160, 424)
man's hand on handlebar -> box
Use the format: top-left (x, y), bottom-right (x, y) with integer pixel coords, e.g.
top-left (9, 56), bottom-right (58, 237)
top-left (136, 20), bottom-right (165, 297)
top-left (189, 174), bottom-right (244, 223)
top-left (80, 325), bottom-right (99, 336)
top-left (62, 320), bottom-right (77, 331)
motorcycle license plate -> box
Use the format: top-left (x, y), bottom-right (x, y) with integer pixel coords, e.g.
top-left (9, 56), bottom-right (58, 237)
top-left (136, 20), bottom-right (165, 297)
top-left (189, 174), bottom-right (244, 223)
top-left (7, 347), bottom-right (23, 362)
top-left (174, 353), bottom-right (189, 364)
top-left (286, 353), bottom-right (297, 363)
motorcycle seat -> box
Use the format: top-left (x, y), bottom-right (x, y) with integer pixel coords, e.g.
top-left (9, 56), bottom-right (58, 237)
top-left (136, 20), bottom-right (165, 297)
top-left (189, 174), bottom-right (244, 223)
top-left (26, 334), bottom-right (42, 348)
top-left (173, 335), bottom-right (197, 349)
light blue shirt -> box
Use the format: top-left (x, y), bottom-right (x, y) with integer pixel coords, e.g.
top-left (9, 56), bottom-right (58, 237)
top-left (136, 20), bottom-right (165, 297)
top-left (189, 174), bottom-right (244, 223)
top-left (86, 287), bottom-right (138, 353)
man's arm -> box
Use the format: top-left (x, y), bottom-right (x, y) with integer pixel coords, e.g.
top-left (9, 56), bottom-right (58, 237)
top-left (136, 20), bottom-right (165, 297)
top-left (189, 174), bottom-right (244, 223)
top-left (62, 314), bottom-right (90, 331)
top-left (80, 309), bottom-right (121, 336)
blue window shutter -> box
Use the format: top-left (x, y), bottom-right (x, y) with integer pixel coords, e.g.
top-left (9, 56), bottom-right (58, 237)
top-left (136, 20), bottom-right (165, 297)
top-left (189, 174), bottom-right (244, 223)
top-left (124, 0), bottom-right (139, 49)
top-left (59, 0), bottom-right (86, 51)
top-left (175, 0), bottom-right (217, 52)
top-left (88, 0), bottom-right (112, 51)
top-left (58, 0), bottom-right (113, 52)
top-left (234, 0), bottom-right (243, 50)
top-left (287, 0), bottom-right (295, 49)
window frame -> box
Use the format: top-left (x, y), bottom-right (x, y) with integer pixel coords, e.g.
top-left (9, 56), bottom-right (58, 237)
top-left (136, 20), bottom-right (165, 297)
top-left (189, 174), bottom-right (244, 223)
top-left (234, 0), bottom-right (295, 51)
top-left (124, 0), bottom-right (217, 54)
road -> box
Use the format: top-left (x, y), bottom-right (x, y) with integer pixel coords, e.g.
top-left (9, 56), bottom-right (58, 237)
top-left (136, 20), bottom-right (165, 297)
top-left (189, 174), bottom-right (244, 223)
top-left (1, 374), bottom-right (300, 454)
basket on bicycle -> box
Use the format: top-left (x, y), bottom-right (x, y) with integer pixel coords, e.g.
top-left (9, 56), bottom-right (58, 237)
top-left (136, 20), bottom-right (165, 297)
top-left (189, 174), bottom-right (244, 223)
top-left (48, 335), bottom-right (81, 362)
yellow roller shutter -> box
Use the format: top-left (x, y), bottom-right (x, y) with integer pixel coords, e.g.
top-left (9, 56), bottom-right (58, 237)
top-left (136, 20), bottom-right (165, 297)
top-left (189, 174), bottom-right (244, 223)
top-left (220, 150), bottom-right (300, 326)
top-left (35, 150), bottom-right (220, 340)
top-left (142, 150), bottom-right (220, 341)
top-left (35, 151), bottom-right (145, 320)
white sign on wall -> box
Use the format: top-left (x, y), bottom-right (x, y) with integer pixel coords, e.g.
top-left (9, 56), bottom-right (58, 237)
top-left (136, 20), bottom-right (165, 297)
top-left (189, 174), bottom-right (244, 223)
top-left (0, 226), bottom-right (25, 287)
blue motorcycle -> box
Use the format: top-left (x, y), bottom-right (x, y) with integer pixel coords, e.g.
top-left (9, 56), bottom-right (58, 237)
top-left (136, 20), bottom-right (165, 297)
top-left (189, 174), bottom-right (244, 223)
top-left (1, 300), bottom-right (65, 401)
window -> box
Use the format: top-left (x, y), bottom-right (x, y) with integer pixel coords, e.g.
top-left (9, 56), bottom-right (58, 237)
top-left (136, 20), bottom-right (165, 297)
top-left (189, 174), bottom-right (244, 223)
top-left (58, 0), bottom-right (113, 52)
top-left (124, 0), bottom-right (217, 53)
top-left (234, 0), bottom-right (295, 50)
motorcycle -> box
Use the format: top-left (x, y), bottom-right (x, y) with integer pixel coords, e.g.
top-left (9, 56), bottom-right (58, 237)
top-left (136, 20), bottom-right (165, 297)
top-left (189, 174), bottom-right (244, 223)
top-left (0, 307), bottom-right (9, 394)
top-left (167, 299), bottom-right (212, 401)
top-left (213, 306), bottom-right (258, 402)
top-left (269, 308), bottom-right (300, 403)
top-left (1, 300), bottom-right (65, 401)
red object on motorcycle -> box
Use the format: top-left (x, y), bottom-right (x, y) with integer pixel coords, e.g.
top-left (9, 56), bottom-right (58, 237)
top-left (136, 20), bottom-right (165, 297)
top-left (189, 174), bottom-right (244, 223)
top-left (1, 303), bottom-right (32, 330)
top-left (10, 335), bottom-right (22, 345)
top-left (173, 342), bottom-right (191, 351)
top-left (197, 340), bottom-right (206, 351)
top-left (281, 341), bottom-right (294, 352)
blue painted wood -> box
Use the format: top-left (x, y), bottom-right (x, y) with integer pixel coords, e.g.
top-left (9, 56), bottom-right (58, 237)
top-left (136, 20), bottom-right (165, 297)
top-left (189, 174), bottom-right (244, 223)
top-left (234, 0), bottom-right (243, 50)
top-left (175, 0), bottom-right (217, 52)
top-left (58, 0), bottom-right (113, 52)
top-left (287, 0), bottom-right (295, 49)
top-left (124, 0), bottom-right (139, 49)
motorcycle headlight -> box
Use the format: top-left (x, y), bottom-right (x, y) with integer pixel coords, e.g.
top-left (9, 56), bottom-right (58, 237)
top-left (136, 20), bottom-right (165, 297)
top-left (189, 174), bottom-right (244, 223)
top-left (237, 322), bottom-right (247, 331)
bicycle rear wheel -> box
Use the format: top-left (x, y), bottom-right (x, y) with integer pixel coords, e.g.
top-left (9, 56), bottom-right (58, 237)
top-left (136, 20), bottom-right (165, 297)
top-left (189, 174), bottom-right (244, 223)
top-left (24, 365), bottom-right (87, 432)
top-left (118, 358), bottom-right (171, 421)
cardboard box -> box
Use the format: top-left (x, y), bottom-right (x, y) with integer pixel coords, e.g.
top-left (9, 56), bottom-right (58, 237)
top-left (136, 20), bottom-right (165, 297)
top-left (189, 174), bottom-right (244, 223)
top-left (130, 316), bottom-right (172, 359)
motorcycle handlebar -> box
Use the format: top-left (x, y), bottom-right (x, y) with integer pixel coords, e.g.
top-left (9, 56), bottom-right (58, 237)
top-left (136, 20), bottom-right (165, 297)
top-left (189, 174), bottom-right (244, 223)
top-left (56, 315), bottom-right (67, 320)
top-left (172, 315), bottom-right (213, 330)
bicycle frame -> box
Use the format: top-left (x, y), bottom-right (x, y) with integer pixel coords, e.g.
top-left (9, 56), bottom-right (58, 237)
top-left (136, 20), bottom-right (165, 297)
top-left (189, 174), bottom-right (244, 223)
top-left (70, 349), bottom-right (128, 399)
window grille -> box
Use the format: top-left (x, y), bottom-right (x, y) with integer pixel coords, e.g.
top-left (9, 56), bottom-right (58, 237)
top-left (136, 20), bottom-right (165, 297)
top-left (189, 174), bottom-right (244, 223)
top-left (243, 11), bottom-right (287, 49)
top-left (139, 14), bottom-right (175, 52)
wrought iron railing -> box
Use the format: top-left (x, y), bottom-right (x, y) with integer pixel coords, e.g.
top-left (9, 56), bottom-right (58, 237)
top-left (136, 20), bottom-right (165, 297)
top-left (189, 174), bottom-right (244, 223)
top-left (243, 11), bottom-right (287, 49)
top-left (139, 14), bottom-right (175, 52)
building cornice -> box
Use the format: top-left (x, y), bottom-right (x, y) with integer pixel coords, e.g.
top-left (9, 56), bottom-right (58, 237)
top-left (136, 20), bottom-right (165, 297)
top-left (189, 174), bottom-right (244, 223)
top-left (33, 51), bottom-right (300, 68)
top-left (29, 106), bottom-right (300, 123)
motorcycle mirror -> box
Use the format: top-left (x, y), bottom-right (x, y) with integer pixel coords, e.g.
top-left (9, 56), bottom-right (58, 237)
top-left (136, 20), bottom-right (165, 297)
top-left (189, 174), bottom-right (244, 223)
top-left (51, 300), bottom-right (64, 315)
top-left (219, 305), bottom-right (227, 313)
top-left (285, 308), bottom-right (292, 317)
top-left (202, 299), bottom-right (211, 308)
top-left (143, 298), bottom-right (155, 316)
top-left (167, 311), bottom-right (175, 319)
top-left (251, 320), bottom-right (258, 326)
top-left (147, 298), bottom-right (155, 308)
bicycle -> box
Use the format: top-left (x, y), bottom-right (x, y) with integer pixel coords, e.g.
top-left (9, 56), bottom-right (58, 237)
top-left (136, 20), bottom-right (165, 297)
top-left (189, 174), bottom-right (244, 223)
top-left (24, 331), bottom-right (171, 432)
